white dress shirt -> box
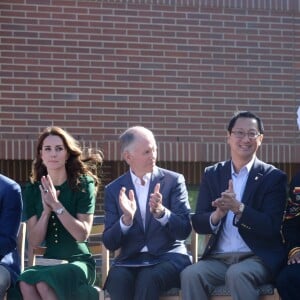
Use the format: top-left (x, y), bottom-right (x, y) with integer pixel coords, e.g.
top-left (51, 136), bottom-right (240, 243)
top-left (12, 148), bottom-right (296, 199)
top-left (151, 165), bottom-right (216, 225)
top-left (120, 168), bottom-right (186, 255)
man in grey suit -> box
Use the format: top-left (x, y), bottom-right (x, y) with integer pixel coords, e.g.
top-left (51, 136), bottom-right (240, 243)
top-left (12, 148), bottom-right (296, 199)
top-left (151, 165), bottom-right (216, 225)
top-left (102, 126), bottom-right (192, 300)
top-left (181, 111), bottom-right (287, 300)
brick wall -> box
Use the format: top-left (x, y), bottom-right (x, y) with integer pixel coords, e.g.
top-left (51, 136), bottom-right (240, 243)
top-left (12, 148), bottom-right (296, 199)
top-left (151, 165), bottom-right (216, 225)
top-left (1, 0), bottom-right (300, 167)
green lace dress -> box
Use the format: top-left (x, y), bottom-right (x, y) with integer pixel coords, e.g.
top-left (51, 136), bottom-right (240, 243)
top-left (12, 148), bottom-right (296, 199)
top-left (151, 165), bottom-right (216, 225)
top-left (12, 175), bottom-right (99, 300)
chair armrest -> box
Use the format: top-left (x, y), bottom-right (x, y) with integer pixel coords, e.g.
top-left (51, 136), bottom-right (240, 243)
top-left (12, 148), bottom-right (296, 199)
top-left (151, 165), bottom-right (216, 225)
top-left (33, 246), bottom-right (47, 256)
top-left (190, 228), bottom-right (198, 263)
top-left (101, 243), bottom-right (109, 288)
top-left (28, 246), bottom-right (47, 267)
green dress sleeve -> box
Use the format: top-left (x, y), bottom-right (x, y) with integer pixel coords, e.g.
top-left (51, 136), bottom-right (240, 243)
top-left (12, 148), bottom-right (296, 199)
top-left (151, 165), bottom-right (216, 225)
top-left (75, 175), bottom-right (96, 215)
top-left (22, 182), bottom-right (43, 220)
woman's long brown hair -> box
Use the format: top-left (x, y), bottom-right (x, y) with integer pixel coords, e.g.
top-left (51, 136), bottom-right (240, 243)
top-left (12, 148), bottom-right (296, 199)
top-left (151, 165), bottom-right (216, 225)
top-left (30, 126), bottom-right (103, 194)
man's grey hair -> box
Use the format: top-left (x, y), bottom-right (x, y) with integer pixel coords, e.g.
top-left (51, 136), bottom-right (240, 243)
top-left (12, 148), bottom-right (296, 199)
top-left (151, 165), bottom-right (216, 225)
top-left (119, 126), bottom-right (155, 154)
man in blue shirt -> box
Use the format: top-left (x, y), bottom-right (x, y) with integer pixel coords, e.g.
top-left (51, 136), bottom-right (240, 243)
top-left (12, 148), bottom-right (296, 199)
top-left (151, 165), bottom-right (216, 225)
top-left (181, 111), bottom-right (287, 300)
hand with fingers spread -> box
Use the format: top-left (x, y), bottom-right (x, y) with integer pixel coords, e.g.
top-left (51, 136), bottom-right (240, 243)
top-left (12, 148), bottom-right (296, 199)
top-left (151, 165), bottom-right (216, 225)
top-left (119, 187), bottom-right (136, 226)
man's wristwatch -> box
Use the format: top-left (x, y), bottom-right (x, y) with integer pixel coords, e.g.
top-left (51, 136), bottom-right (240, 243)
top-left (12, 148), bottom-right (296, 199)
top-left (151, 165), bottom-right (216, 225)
top-left (155, 208), bottom-right (166, 219)
top-left (55, 207), bottom-right (65, 215)
top-left (236, 203), bottom-right (245, 215)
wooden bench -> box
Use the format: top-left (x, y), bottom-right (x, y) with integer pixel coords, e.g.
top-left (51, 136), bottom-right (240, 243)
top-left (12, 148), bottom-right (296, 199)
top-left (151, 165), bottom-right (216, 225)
top-left (28, 215), bottom-right (280, 300)
top-left (100, 223), bottom-right (280, 300)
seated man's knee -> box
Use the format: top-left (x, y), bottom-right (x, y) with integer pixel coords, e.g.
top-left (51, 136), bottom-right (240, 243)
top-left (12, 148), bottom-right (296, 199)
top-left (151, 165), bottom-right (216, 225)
top-left (181, 262), bottom-right (202, 281)
top-left (108, 267), bottom-right (133, 284)
top-left (0, 266), bottom-right (10, 294)
top-left (181, 263), bottom-right (194, 279)
top-left (0, 279), bottom-right (9, 292)
top-left (106, 266), bottom-right (135, 293)
top-left (225, 264), bottom-right (246, 283)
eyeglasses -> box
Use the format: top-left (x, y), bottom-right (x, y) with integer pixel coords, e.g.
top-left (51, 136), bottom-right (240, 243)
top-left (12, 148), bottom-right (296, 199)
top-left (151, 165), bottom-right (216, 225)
top-left (231, 130), bottom-right (261, 140)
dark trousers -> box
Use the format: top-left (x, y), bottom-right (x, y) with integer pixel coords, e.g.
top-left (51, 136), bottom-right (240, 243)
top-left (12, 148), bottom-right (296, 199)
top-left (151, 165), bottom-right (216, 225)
top-left (276, 263), bottom-right (300, 300)
top-left (105, 254), bottom-right (182, 300)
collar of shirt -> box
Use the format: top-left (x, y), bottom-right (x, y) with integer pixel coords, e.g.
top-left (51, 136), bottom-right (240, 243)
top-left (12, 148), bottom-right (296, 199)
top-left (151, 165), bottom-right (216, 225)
top-left (231, 156), bottom-right (255, 177)
top-left (231, 156), bottom-right (255, 201)
top-left (130, 169), bottom-right (151, 187)
top-left (129, 169), bottom-right (151, 229)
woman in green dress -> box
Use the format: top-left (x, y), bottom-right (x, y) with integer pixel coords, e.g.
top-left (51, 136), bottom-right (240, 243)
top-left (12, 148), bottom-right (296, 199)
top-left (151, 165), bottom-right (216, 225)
top-left (18, 126), bottom-right (103, 300)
